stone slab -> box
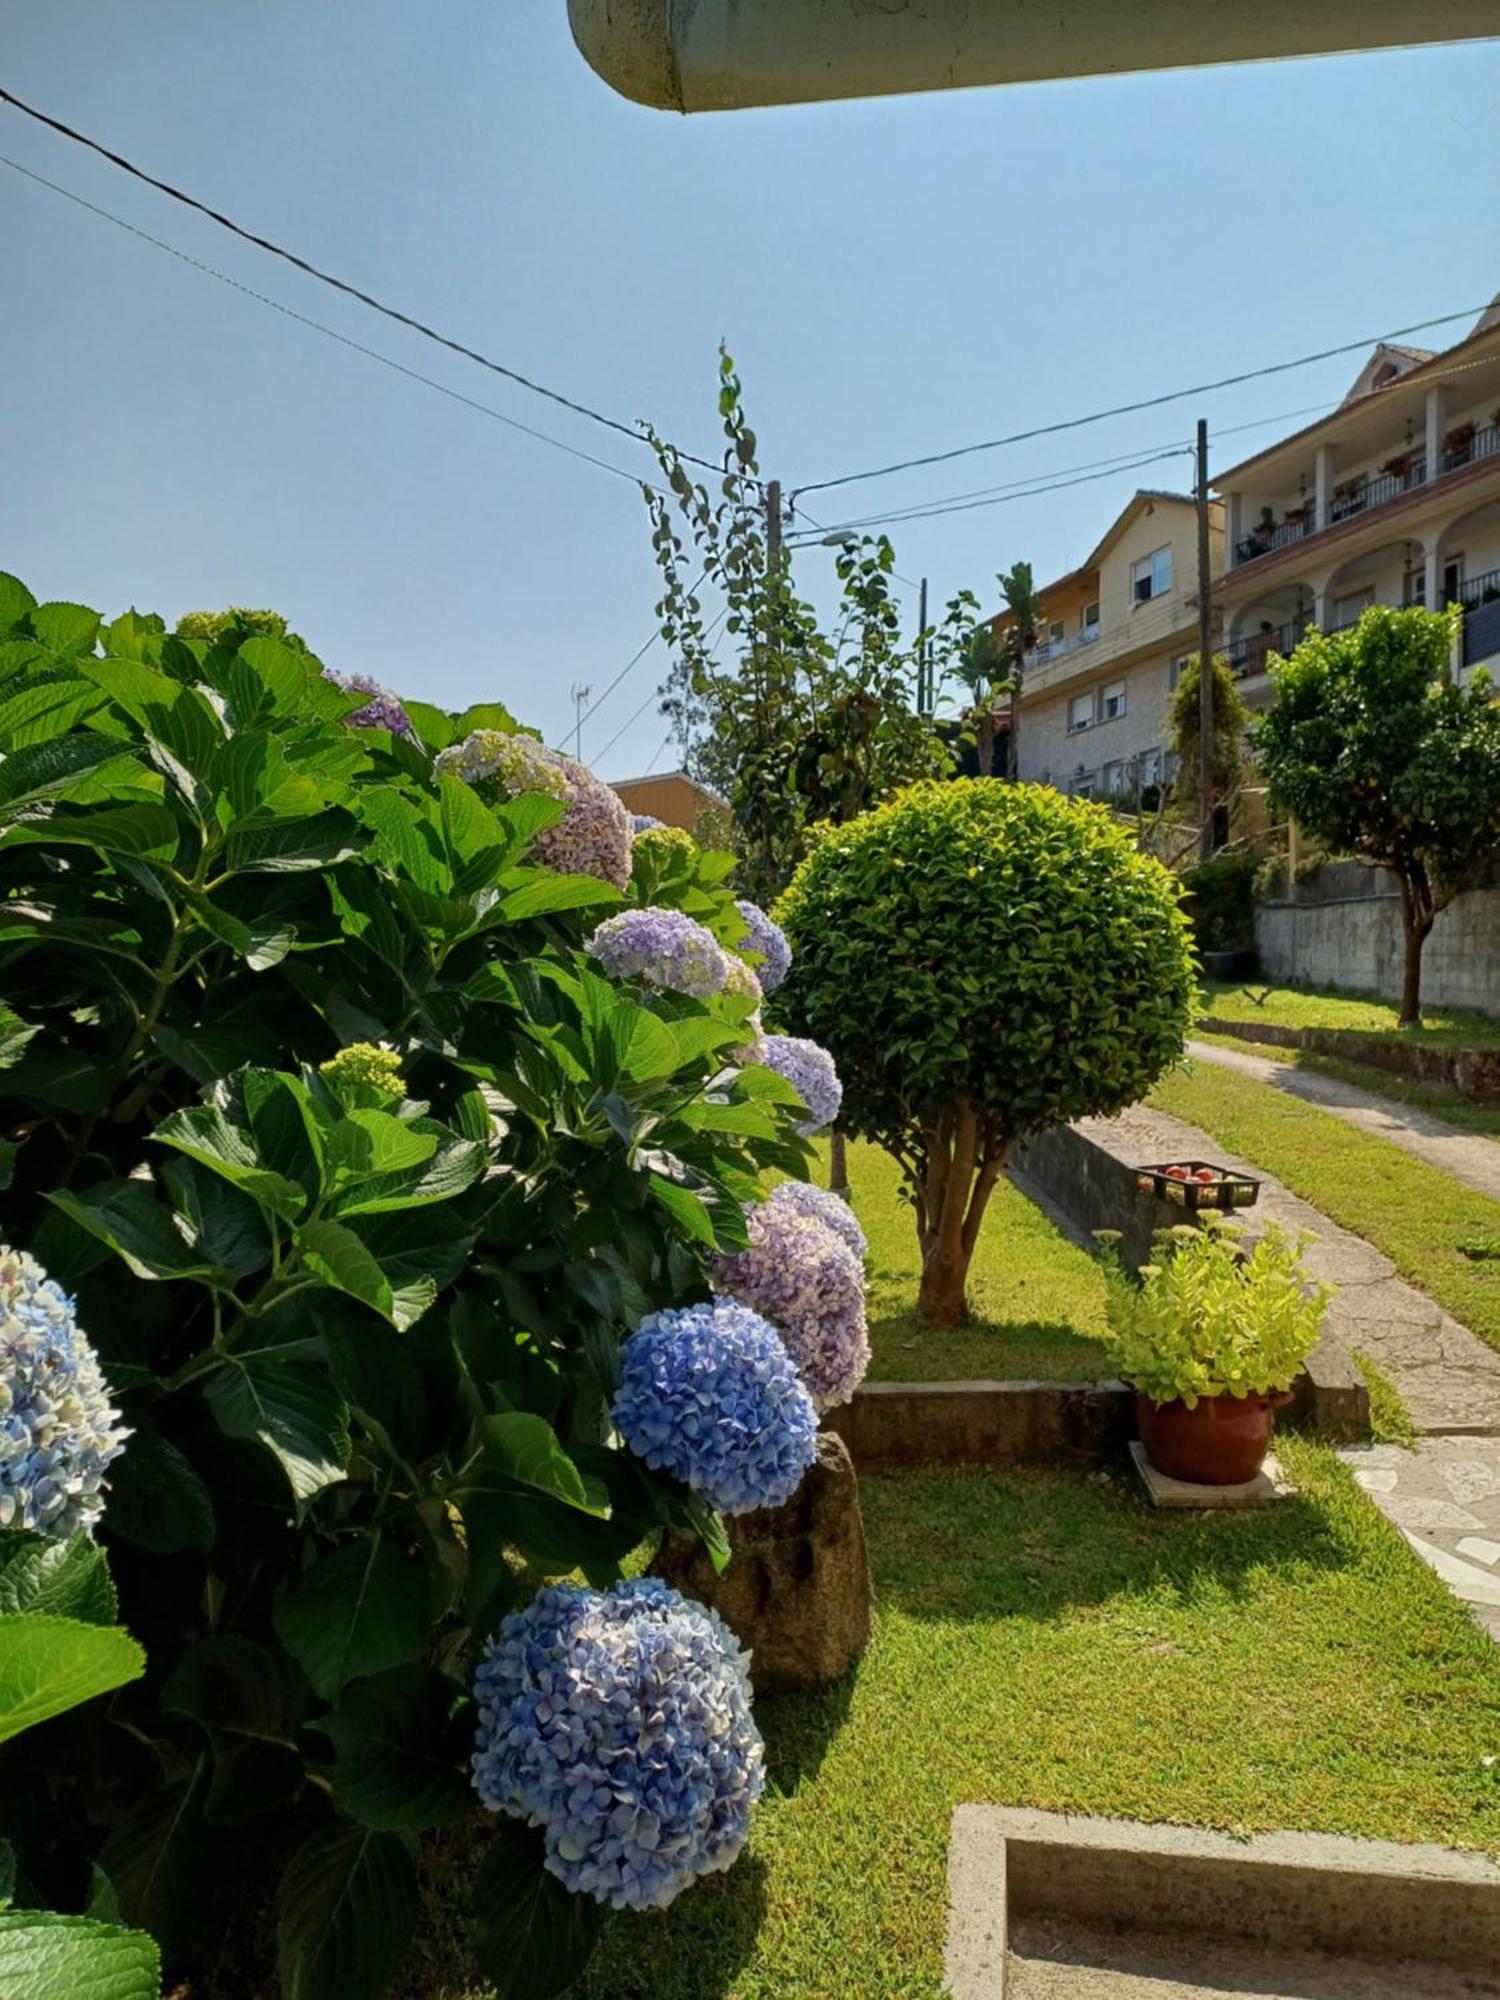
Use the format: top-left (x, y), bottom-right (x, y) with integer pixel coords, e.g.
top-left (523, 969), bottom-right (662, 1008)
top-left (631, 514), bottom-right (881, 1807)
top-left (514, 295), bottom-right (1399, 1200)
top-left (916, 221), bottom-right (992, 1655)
top-left (1129, 1441), bottom-right (1292, 1509)
top-left (946, 1806), bottom-right (1500, 2000)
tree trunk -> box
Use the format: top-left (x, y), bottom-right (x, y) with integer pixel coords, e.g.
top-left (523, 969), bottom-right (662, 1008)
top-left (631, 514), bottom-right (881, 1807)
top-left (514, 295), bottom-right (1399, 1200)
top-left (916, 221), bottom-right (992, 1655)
top-left (976, 715), bottom-right (994, 778)
top-left (1007, 683), bottom-right (1021, 780)
top-left (1395, 869), bottom-right (1434, 1030)
top-left (913, 1109), bottom-right (1008, 1326)
top-left (828, 1129), bottom-right (850, 1199)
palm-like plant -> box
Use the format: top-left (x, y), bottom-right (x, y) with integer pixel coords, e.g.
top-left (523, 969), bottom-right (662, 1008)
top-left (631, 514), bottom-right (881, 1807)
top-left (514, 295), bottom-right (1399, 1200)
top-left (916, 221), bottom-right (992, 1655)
top-left (954, 621), bottom-right (1010, 777)
top-left (997, 561), bottom-right (1044, 780)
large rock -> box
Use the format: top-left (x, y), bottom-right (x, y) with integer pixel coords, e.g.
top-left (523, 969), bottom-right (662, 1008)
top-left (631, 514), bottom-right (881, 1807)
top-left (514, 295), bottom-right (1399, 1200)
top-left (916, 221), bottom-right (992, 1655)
top-left (652, 1430), bottom-right (872, 1693)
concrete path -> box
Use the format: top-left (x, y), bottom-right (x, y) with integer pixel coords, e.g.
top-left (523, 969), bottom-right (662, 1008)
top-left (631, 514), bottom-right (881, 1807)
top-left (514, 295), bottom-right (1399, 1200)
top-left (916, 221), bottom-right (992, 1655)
top-left (1083, 1101), bottom-right (1500, 1436)
top-left (1186, 1038), bottom-right (1500, 1204)
top-left (1341, 1439), bottom-right (1500, 1645)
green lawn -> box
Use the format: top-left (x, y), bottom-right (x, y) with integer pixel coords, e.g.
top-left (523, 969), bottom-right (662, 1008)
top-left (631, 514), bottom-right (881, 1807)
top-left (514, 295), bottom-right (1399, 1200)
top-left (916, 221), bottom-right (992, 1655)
top-left (827, 1139), bottom-right (1112, 1383)
top-left (1150, 1058), bottom-right (1500, 1351)
top-left (423, 1447), bottom-right (1500, 2000)
top-left (1202, 979), bottom-right (1500, 1049)
top-left (1194, 1027), bottom-right (1500, 1139)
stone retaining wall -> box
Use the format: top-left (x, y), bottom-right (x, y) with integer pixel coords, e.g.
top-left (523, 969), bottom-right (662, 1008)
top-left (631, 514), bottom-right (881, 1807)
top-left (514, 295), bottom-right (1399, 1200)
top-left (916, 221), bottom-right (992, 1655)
top-left (1198, 1013), bottom-right (1500, 1103)
top-left (1255, 860), bottom-right (1500, 1021)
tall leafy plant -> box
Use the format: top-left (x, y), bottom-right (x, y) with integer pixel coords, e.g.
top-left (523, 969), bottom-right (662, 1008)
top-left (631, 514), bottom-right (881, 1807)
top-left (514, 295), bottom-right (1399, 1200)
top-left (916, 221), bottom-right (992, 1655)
top-left (0, 574), bottom-right (811, 1999)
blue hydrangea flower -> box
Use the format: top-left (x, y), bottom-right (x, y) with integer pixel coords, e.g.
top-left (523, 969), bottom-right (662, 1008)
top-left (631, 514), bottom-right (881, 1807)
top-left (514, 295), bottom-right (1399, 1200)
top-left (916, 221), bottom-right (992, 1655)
top-left (0, 1246), bottom-right (129, 1538)
top-left (765, 1179), bottom-right (867, 1260)
top-left (630, 812), bottom-right (665, 832)
top-left (322, 667), bottom-right (415, 738)
top-left (733, 900), bottom-right (791, 994)
top-left (759, 1034), bottom-right (843, 1135)
top-left (436, 729), bottom-right (633, 889)
top-left (711, 1203), bottom-right (869, 1410)
top-left (471, 1576), bottom-right (765, 1911)
top-left (585, 906), bottom-right (732, 999)
top-left (612, 1299), bottom-right (817, 1514)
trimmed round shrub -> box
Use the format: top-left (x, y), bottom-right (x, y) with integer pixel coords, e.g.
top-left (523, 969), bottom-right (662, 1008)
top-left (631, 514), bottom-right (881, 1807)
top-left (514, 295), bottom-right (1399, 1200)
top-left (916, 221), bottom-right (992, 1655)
top-left (776, 780), bottom-right (1194, 1321)
top-left (0, 1246), bottom-right (129, 1537)
top-left (471, 1576), bottom-right (764, 1911)
top-left (611, 1299), bottom-right (818, 1513)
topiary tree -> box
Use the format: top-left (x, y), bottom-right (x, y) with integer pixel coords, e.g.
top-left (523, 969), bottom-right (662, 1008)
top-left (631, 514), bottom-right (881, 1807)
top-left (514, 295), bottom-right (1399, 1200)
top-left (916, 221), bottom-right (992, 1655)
top-left (776, 780), bottom-right (1195, 1324)
top-left (1255, 605), bottom-right (1500, 1027)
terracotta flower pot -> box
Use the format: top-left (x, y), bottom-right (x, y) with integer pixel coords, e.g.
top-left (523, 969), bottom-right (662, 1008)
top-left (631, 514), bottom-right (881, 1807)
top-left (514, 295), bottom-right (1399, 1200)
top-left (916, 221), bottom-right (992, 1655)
top-left (1136, 1388), bottom-right (1293, 1486)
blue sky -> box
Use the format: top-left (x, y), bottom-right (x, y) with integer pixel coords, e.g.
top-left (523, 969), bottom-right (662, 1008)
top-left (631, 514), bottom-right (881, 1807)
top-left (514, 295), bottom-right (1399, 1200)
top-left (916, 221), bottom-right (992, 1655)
top-left (3, 6), bottom-right (1498, 775)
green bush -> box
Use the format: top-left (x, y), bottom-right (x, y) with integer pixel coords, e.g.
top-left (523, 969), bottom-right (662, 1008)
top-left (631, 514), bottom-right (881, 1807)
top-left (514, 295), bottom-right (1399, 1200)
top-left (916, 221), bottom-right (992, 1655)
top-left (1181, 850), bottom-right (1259, 953)
top-left (0, 574), bottom-right (810, 1999)
top-left (1099, 1222), bottom-right (1330, 1406)
top-left (776, 780), bottom-right (1194, 1323)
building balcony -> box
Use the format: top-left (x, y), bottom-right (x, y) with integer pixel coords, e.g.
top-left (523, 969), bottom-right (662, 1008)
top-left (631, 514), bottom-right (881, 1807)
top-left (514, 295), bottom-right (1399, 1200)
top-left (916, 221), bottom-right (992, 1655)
top-left (1222, 613), bottom-right (1311, 679)
top-left (1028, 626), bottom-right (1099, 668)
top-left (1461, 566), bottom-right (1500, 672)
top-left (1227, 422), bottom-right (1500, 572)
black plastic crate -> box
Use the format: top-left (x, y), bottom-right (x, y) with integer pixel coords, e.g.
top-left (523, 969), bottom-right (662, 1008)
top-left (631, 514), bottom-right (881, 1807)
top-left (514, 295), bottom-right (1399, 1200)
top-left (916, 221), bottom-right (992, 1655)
top-left (1133, 1159), bottom-right (1261, 1213)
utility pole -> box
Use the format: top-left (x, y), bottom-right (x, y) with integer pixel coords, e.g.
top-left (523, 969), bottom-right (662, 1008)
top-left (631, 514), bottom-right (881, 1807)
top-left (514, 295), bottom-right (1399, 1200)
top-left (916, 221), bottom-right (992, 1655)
top-left (1196, 418), bottom-right (1215, 862)
top-left (765, 478), bottom-right (782, 572)
top-left (917, 575), bottom-right (929, 713)
top-left (569, 682), bottom-right (592, 761)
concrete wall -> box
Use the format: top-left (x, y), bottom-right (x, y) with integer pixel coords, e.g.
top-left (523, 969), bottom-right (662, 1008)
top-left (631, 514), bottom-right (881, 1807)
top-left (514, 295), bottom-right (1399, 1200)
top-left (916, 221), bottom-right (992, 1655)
top-left (1256, 860), bottom-right (1500, 1018)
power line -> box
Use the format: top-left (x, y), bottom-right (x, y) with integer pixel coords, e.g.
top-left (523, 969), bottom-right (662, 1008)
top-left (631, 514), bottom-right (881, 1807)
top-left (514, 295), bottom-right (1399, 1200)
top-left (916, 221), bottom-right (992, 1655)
top-left (790, 302), bottom-right (1494, 500)
top-left (0, 83), bottom-right (734, 485)
top-left (593, 604), bottom-right (729, 767)
top-left (0, 153), bottom-right (676, 497)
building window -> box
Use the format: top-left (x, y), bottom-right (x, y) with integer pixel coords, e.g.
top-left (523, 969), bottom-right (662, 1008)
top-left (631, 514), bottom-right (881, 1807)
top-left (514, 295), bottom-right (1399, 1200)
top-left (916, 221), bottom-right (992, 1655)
top-left (1048, 619), bottom-right (1066, 646)
top-left (1068, 692), bottom-right (1094, 733)
top-left (1169, 655), bottom-right (1189, 690)
top-left (1443, 555), bottom-right (1465, 606)
top-left (1081, 601), bottom-right (1100, 634)
top-left (1131, 546), bottom-right (1173, 604)
top-left (1405, 568), bottom-right (1426, 607)
top-left (1103, 760), bottom-right (1127, 795)
top-left (1101, 678), bottom-right (1127, 721)
top-left (1070, 768), bottom-right (1097, 799)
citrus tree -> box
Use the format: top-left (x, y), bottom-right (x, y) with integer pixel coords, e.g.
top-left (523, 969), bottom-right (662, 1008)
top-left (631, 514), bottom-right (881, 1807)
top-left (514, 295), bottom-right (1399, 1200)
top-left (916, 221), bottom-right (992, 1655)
top-left (0, 573), bottom-right (816, 2000)
top-left (775, 780), bottom-right (1195, 1323)
top-left (1255, 605), bottom-right (1500, 1026)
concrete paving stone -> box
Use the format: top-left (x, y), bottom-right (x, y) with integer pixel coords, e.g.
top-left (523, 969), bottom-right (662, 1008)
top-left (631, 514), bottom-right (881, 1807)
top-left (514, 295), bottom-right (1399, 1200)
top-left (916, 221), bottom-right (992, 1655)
top-left (1400, 1532), bottom-right (1500, 1608)
top-left (1351, 1467), bottom-right (1398, 1493)
top-left (1436, 1456), bottom-right (1500, 1505)
top-left (1381, 1494), bottom-right (1488, 1534)
top-left (1456, 1537), bottom-right (1500, 1567)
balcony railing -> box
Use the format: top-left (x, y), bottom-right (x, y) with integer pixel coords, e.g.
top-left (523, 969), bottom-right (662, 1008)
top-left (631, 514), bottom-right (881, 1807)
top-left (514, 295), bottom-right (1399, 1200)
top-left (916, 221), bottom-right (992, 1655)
top-left (1458, 565), bottom-right (1500, 611)
top-left (1028, 626), bottom-right (1100, 667)
top-left (1461, 567), bottom-right (1500, 672)
top-left (1442, 422), bottom-right (1500, 475)
top-left (1229, 423), bottom-right (1500, 570)
top-left (1223, 614), bottom-right (1311, 677)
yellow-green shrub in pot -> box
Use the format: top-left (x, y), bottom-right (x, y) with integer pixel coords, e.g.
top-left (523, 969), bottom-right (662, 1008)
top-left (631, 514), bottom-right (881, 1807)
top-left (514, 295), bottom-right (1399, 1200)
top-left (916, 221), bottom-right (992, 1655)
top-left (1098, 1223), bottom-right (1332, 1484)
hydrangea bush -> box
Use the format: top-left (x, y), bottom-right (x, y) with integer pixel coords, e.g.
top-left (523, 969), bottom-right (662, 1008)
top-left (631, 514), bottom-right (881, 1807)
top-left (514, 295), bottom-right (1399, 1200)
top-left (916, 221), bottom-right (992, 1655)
top-left (759, 1034), bottom-right (843, 1135)
top-left (764, 1178), bottom-right (868, 1261)
top-left (732, 900), bottom-right (791, 993)
top-left (0, 1245), bottom-right (129, 1536)
top-left (437, 727), bottom-right (633, 888)
top-left (323, 667), bottom-right (415, 737)
top-left (585, 906), bottom-right (732, 998)
top-left (0, 574), bottom-right (817, 2000)
top-left (471, 1577), bottom-right (765, 1910)
top-left (711, 1202), bottom-right (870, 1410)
top-left (612, 1300), bottom-right (817, 1513)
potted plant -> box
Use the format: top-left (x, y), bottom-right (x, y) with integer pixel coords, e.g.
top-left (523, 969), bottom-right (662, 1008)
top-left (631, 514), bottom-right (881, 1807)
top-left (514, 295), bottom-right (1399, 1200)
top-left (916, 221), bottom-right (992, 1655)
top-left (1097, 1222), bottom-right (1332, 1484)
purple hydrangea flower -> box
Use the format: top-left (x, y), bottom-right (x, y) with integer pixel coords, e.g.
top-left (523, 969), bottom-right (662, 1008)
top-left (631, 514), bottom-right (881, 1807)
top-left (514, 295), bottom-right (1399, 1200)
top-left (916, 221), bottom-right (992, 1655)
top-left (322, 667), bottom-right (415, 738)
top-left (436, 729), bottom-right (632, 889)
top-left (630, 812), bottom-right (665, 832)
top-left (711, 1204), bottom-right (869, 1410)
top-left (733, 900), bottom-right (791, 994)
top-left (0, 1246), bottom-right (130, 1538)
top-left (759, 1034), bottom-right (843, 1136)
top-left (765, 1179), bottom-right (867, 1261)
top-left (612, 1299), bottom-right (817, 1515)
top-left (585, 906), bottom-right (731, 999)
top-left (471, 1576), bottom-right (765, 1911)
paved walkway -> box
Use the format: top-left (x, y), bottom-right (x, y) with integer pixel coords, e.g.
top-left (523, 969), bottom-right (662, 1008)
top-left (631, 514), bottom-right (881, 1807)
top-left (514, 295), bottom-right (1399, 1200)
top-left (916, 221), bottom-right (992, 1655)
top-left (1186, 1038), bottom-right (1500, 1204)
top-left (1341, 1439), bottom-right (1500, 1644)
top-left (1083, 1101), bottom-right (1500, 1436)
